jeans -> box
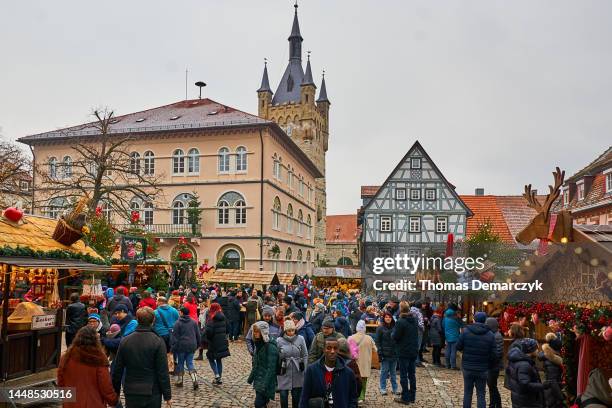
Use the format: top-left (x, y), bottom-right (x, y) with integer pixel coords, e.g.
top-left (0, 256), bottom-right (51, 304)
top-left (279, 388), bottom-right (301, 408)
top-left (398, 357), bottom-right (416, 402)
top-left (445, 341), bottom-right (458, 369)
top-left (462, 369), bottom-right (487, 408)
top-left (487, 368), bottom-right (502, 408)
top-left (416, 330), bottom-right (423, 363)
top-left (254, 391), bottom-right (269, 408)
top-left (432, 345), bottom-right (442, 365)
top-left (124, 392), bottom-right (161, 408)
top-left (229, 320), bottom-right (240, 340)
top-left (379, 358), bottom-right (398, 393)
top-left (176, 351), bottom-right (195, 374)
top-left (208, 357), bottom-right (223, 377)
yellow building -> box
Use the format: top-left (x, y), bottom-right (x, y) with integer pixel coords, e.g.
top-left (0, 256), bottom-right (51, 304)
top-left (257, 3), bottom-right (330, 264)
top-left (19, 98), bottom-right (322, 275)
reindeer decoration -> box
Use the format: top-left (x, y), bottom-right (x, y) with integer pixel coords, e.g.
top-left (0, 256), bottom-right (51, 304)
top-left (516, 167), bottom-right (573, 245)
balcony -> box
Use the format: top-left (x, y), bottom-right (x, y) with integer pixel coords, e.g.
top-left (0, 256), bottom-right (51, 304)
top-left (116, 223), bottom-right (202, 238)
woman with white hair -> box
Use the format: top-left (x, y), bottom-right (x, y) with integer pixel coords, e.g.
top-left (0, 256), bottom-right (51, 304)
top-left (348, 320), bottom-right (377, 404)
top-left (276, 319), bottom-right (308, 408)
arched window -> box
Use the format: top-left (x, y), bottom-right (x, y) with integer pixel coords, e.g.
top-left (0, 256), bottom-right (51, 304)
top-left (272, 153), bottom-right (279, 179)
top-left (217, 191), bottom-right (247, 225)
top-left (236, 146), bottom-right (247, 171)
top-left (306, 214), bottom-right (312, 239)
top-left (143, 151), bottom-right (155, 175)
top-left (306, 250), bottom-right (311, 267)
top-left (48, 157), bottom-right (58, 179)
top-left (130, 152), bottom-right (141, 174)
top-left (62, 156), bottom-right (72, 178)
top-left (130, 200), bottom-right (140, 214)
top-left (172, 149), bottom-right (185, 174)
top-left (188, 148), bottom-right (200, 173)
top-left (218, 147), bottom-right (230, 173)
top-left (172, 201), bottom-right (186, 224)
top-left (286, 247), bottom-right (292, 273)
top-left (223, 249), bottom-right (241, 269)
top-left (235, 199), bottom-right (246, 224)
top-left (143, 201), bottom-right (154, 225)
top-left (101, 201), bottom-right (112, 222)
top-left (297, 210), bottom-right (304, 236)
top-left (286, 204), bottom-right (294, 233)
top-left (46, 197), bottom-right (67, 219)
top-left (272, 196), bottom-right (281, 230)
top-left (297, 249), bottom-right (303, 273)
top-left (338, 257), bottom-right (353, 266)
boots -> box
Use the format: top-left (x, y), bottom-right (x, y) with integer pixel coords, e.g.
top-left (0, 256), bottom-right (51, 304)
top-left (214, 375), bottom-right (222, 385)
top-left (174, 373), bottom-right (184, 387)
top-left (195, 348), bottom-right (204, 360)
top-left (189, 371), bottom-right (199, 390)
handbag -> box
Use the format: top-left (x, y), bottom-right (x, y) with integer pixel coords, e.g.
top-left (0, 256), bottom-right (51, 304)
top-left (307, 398), bottom-right (324, 408)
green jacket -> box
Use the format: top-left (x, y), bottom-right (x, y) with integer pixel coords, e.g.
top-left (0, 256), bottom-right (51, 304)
top-left (247, 339), bottom-right (279, 399)
top-left (308, 331), bottom-right (347, 364)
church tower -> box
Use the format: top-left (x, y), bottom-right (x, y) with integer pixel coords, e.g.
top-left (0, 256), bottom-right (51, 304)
top-left (257, 3), bottom-right (330, 264)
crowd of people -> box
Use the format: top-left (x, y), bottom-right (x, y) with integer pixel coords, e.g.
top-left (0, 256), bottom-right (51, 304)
top-left (57, 280), bottom-right (610, 408)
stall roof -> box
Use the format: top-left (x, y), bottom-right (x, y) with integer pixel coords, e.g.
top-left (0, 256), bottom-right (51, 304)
top-left (0, 215), bottom-right (102, 260)
top-left (277, 272), bottom-right (299, 285)
top-left (312, 267), bottom-right (362, 279)
top-left (0, 257), bottom-right (118, 272)
top-left (204, 269), bottom-right (278, 285)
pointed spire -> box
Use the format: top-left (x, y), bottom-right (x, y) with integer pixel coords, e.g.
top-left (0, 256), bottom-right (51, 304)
top-left (302, 51), bottom-right (315, 86)
top-left (257, 59), bottom-right (272, 93)
top-left (288, 1), bottom-right (303, 61)
top-left (317, 70), bottom-right (329, 103)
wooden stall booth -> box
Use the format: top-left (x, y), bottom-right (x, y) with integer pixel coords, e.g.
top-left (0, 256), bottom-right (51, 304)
top-left (0, 213), bottom-right (111, 381)
top-left (311, 267), bottom-right (362, 291)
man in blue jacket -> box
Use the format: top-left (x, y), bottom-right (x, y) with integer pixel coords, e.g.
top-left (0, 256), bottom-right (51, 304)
top-left (443, 307), bottom-right (463, 369)
top-left (456, 311), bottom-right (496, 408)
top-left (299, 337), bottom-right (357, 408)
top-left (153, 296), bottom-right (180, 353)
top-left (391, 301), bottom-right (419, 405)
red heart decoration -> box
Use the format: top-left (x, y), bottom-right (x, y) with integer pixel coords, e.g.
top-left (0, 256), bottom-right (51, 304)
top-left (3, 207), bottom-right (23, 223)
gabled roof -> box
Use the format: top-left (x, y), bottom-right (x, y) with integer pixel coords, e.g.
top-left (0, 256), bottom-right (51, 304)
top-left (566, 146), bottom-right (612, 183)
top-left (361, 141), bottom-right (473, 217)
top-left (326, 214), bottom-right (358, 244)
top-left (560, 172), bottom-right (612, 214)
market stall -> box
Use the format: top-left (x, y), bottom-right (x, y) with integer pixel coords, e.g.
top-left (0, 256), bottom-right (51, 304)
top-left (201, 269), bottom-right (279, 288)
top-left (311, 267), bottom-right (362, 291)
top-left (0, 208), bottom-right (111, 380)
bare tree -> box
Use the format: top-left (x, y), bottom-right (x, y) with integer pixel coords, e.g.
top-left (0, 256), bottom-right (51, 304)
top-left (0, 135), bottom-right (32, 207)
top-left (35, 109), bottom-right (163, 219)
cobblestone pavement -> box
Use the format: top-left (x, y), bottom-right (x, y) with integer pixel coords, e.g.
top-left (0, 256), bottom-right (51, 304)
top-left (169, 340), bottom-right (512, 408)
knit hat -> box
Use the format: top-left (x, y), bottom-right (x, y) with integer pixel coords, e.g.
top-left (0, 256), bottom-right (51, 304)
top-left (292, 311), bottom-right (304, 321)
top-left (262, 305), bottom-right (274, 317)
top-left (485, 317), bottom-right (499, 332)
top-left (283, 319), bottom-right (296, 332)
top-left (521, 338), bottom-right (538, 354)
top-left (113, 304), bottom-right (128, 314)
top-left (545, 333), bottom-right (562, 352)
top-left (474, 311), bottom-right (487, 323)
top-left (88, 313), bottom-right (101, 322)
top-left (130, 287), bottom-right (138, 293)
top-left (171, 290), bottom-right (179, 296)
top-left (253, 321), bottom-right (271, 342)
top-left (356, 320), bottom-right (366, 333)
top-left (180, 306), bottom-right (190, 315)
top-left (322, 317), bottom-right (335, 329)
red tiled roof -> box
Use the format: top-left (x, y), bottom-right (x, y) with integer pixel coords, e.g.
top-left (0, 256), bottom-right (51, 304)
top-left (460, 196), bottom-right (515, 244)
top-left (566, 146), bottom-right (612, 183)
top-left (563, 173), bottom-right (612, 214)
top-left (361, 186), bottom-right (380, 198)
top-left (326, 214), bottom-right (358, 243)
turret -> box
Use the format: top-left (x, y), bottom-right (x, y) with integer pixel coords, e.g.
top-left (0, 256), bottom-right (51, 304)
top-left (257, 60), bottom-right (273, 117)
top-left (301, 53), bottom-right (316, 106)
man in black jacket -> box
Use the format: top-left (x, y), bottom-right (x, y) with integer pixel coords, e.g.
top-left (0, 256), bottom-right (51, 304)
top-left (65, 292), bottom-right (87, 347)
top-left (107, 287), bottom-right (134, 314)
top-left (225, 291), bottom-right (242, 341)
top-left (113, 306), bottom-right (172, 408)
top-left (457, 311), bottom-right (496, 408)
top-left (391, 301), bottom-right (419, 405)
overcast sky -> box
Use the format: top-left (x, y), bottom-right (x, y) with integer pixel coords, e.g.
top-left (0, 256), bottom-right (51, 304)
top-left (2, 1), bottom-right (611, 214)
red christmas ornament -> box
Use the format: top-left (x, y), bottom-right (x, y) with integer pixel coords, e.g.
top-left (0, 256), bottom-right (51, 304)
top-left (95, 206), bottom-right (103, 217)
top-left (130, 210), bottom-right (140, 224)
top-left (3, 207), bottom-right (23, 223)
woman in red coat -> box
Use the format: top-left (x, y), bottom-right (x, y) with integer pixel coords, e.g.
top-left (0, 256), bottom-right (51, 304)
top-left (183, 294), bottom-right (199, 321)
top-left (138, 290), bottom-right (157, 310)
top-left (57, 326), bottom-right (118, 408)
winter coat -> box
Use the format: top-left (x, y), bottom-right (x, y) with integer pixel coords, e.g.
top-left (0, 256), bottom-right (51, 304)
top-left (65, 301), bottom-right (88, 334)
top-left (429, 315), bottom-right (442, 346)
top-left (205, 312), bottom-right (230, 360)
top-left (57, 346), bottom-right (118, 408)
top-left (375, 323), bottom-right (398, 359)
top-left (538, 344), bottom-right (564, 408)
top-left (107, 294), bottom-right (133, 314)
top-left (348, 332), bottom-right (377, 378)
top-left (299, 356), bottom-right (358, 408)
top-left (277, 334), bottom-right (308, 390)
top-left (391, 314), bottom-right (419, 359)
top-left (297, 321), bottom-right (315, 349)
top-left (129, 293), bottom-right (140, 312)
top-left (171, 315), bottom-right (201, 354)
top-left (506, 347), bottom-right (545, 408)
top-left (456, 322), bottom-right (496, 372)
top-left (491, 330), bottom-right (504, 370)
top-left (225, 296), bottom-right (241, 323)
top-left (138, 297), bottom-right (157, 310)
top-left (309, 312), bottom-right (325, 334)
top-left (308, 331), bottom-right (347, 364)
top-left (577, 368), bottom-right (612, 408)
top-left (112, 327), bottom-right (171, 401)
top-left (102, 314), bottom-right (137, 351)
top-left (334, 316), bottom-right (352, 338)
top-left (245, 299), bottom-right (260, 328)
top-left (443, 309), bottom-right (462, 343)
top-left (182, 301), bottom-right (198, 322)
top-left (247, 339), bottom-right (279, 400)
top-left (153, 305), bottom-right (179, 337)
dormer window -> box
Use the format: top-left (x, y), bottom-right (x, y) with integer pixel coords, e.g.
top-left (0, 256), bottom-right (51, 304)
top-left (576, 181), bottom-right (585, 201)
top-left (605, 168), bottom-right (612, 194)
top-left (563, 188), bottom-right (569, 206)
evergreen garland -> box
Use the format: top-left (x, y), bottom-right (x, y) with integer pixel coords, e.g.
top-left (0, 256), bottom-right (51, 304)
top-left (0, 245), bottom-right (110, 265)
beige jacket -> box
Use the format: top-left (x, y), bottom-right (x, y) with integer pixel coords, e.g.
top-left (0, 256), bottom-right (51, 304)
top-left (348, 332), bottom-right (377, 378)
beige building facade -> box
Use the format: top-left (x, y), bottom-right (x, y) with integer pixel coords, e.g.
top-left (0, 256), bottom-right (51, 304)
top-left (20, 98), bottom-right (322, 275)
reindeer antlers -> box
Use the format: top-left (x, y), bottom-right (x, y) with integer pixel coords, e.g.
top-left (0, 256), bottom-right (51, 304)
top-left (522, 167), bottom-right (565, 218)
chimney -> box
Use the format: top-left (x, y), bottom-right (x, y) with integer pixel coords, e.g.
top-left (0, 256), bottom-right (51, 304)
top-left (475, 188), bottom-right (485, 196)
